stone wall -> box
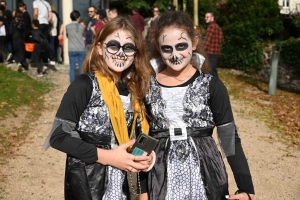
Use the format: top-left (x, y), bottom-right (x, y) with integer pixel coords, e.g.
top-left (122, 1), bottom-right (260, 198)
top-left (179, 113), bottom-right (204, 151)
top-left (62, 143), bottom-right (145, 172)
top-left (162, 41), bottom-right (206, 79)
top-left (257, 45), bottom-right (300, 92)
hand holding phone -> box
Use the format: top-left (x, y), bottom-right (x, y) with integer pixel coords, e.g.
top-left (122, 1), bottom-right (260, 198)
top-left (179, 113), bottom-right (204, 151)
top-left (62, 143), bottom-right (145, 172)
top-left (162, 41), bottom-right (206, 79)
top-left (130, 133), bottom-right (158, 156)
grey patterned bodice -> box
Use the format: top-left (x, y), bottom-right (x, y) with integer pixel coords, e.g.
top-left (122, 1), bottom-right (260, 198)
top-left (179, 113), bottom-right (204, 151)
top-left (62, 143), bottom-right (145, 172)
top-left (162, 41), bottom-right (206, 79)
top-left (145, 72), bottom-right (215, 129)
top-left (77, 74), bottom-right (134, 147)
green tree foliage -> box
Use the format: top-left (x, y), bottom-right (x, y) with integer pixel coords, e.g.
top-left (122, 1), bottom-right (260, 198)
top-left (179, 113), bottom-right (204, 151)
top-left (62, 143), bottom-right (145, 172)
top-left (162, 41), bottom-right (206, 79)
top-left (123, 0), bottom-right (173, 16)
top-left (279, 38), bottom-right (300, 76)
top-left (219, 0), bottom-right (284, 73)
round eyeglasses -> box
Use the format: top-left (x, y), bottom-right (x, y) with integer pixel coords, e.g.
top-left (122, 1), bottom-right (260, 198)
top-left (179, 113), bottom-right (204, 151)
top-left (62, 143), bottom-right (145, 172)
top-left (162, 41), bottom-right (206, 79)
top-left (104, 42), bottom-right (137, 56)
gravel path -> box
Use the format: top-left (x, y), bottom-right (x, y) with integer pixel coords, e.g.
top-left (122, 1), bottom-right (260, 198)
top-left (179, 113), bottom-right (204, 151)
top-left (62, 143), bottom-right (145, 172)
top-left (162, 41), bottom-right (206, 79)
top-left (0, 65), bottom-right (299, 200)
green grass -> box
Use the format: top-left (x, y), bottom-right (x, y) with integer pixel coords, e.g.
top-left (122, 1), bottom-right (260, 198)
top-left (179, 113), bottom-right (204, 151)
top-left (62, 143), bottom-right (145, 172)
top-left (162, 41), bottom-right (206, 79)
top-left (0, 64), bottom-right (53, 158)
top-left (0, 65), bottom-right (51, 119)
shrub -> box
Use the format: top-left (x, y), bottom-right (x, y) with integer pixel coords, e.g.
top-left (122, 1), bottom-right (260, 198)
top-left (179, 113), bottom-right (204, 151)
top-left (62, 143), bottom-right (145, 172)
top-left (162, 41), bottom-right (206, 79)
top-left (279, 38), bottom-right (300, 76)
top-left (219, 0), bottom-right (284, 73)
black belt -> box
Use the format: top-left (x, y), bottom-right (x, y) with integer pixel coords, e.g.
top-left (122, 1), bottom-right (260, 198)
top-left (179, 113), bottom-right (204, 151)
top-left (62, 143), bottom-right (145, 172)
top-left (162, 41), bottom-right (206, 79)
top-left (149, 127), bottom-right (214, 139)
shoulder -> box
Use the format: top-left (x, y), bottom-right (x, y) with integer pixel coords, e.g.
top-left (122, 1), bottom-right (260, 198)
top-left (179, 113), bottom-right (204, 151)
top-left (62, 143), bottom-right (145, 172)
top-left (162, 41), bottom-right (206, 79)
top-left (68, 74), bottom-right (94, 92)
top-left (52, 12), bottom-right (57, 19)
top-left (45, 1), bottom-right (51, 8)
top-left (24, 11), bottom-right (30, 16)
top-left (65, 23), bottom-right (73, 29)
top-left (209, 76), bottom-right (228, 94)
top-left (33, 0), bottom-right (39, 7)
top-left (5, 9), bottom-right (12, 15)
top-left (211, 22), bottom-right (221, 29)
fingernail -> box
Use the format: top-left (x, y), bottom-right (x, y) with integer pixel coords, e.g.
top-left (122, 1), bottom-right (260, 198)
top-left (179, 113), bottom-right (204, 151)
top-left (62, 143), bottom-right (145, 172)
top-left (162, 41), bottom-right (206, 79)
top-left (225, 195), bottom-right (229, 199)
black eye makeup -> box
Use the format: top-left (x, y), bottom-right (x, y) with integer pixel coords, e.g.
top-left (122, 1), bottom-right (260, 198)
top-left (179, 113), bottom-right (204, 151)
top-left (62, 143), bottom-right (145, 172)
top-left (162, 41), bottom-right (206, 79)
top-left (160, 42), bottom-right (189, 53)
top-left (175, 42), bottom-right (189, 51)
top-left (161, 45), bottom-right (173, 53)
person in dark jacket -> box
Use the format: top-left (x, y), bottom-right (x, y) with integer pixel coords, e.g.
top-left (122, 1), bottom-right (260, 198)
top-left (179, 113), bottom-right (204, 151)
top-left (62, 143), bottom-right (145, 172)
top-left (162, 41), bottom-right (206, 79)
top-left (0, 0), bottom-right (12, 62)
top-left (130, 7), bottom-right (144, 36)
top-left (0, 5), bottom-right (8, 62)
top-left (31, 19), bottom-right (52, 77)
top-left (17, 2), bottom-right (32, 61)
top-left (9, 11), bottom-right (28, 72)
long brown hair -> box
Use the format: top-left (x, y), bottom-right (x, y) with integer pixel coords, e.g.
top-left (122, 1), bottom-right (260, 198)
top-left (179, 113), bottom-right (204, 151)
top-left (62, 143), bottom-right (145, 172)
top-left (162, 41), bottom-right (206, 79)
top-left (83, 16), bottom-right (152, 113)
top-left (150, 11), bottom-right (210, 73)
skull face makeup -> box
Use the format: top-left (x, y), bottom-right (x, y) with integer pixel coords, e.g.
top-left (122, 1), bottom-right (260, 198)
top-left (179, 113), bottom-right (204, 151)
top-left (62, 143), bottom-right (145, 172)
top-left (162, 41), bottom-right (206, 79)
top-left (97, 29), bottom-right (136, 73)
top-left (158, 27), bottom-right (197, 71)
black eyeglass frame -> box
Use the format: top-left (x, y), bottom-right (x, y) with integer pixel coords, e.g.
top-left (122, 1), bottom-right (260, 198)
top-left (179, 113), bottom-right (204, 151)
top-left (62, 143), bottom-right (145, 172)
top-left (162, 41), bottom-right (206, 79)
top-left (103, 43), bottom-right (138, 57)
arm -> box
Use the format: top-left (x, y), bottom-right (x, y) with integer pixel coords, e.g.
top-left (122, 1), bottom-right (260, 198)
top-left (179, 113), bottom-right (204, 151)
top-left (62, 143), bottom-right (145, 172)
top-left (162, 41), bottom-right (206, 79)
top-left (33, 8), bottom-right (38, 20)
top-left (49, 74), bottom-right (97, 163)
top-left (90, 26), bottom-right (96, 36)
top-left (50, 74), bottom-right (151, 170)
top-left (90, 18), bottom-right (97, 36)
top-left (209, 78), bottom-right (255, 199)
top-left (59, 23), bottom-right (64, 35)
top-left (204, 24), bottom-right (214, 51)
top-left (9, 22), bottom-right (13, 35)
top-left (48, 11), bottom-right (52, 22)
top-left (220, 28), bottom-right (224, 43)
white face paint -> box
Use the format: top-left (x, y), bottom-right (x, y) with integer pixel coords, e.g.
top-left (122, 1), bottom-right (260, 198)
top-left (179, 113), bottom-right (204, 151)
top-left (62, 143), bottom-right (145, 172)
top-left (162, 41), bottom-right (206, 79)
top-left (158, 27), bottom-right (195, 71)
top-left (97, 29), bottom-right (137, 73)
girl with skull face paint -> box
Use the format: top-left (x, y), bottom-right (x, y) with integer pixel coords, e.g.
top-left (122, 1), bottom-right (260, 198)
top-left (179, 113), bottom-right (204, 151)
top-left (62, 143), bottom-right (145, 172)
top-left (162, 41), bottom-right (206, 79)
top-left (144, 11), bottom-right (255, 200)
top-left (43, 16), bottom-right (154, 200)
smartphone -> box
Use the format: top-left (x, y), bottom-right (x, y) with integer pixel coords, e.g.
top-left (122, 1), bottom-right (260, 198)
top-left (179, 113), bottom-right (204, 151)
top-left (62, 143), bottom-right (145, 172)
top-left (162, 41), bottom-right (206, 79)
top-left (130, 133), bottom-right (158, 156)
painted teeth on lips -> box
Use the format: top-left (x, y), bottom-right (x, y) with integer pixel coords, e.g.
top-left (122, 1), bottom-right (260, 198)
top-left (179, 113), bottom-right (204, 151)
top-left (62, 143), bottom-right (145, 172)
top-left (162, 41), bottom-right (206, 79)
top-left (112, 55), bottom-right (126, 60)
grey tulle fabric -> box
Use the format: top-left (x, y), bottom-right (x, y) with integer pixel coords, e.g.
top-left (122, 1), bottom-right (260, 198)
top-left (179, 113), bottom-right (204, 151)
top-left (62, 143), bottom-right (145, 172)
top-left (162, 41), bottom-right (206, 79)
top-left (42, 117), bottom-right (79, 151)
top-left (217, 121), bottom-right (236, 157)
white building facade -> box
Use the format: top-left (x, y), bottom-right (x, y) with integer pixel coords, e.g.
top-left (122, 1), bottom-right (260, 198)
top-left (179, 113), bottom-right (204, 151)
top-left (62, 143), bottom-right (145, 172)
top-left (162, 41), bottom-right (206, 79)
top-left (279, 0), bottom-right (300, 14)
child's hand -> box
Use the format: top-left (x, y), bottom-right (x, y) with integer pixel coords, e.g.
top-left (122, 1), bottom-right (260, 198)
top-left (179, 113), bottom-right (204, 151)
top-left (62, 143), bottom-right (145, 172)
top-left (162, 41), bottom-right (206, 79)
top-left (99, 140), bottom-right (150, 172)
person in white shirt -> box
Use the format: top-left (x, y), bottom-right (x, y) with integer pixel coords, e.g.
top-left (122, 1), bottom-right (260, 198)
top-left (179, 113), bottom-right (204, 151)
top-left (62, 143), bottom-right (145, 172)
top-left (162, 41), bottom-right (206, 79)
top-left (32, 0), bottom-right (55, 65)
top-left (33, 0), bottom-right (52, 37)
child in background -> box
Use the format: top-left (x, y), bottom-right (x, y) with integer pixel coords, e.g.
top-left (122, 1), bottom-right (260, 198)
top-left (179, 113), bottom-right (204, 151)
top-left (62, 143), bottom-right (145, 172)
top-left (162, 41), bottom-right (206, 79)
top-left (9, 11), bottom-right (28, 72)
top-left (31, 19), bottom-right (52, 77)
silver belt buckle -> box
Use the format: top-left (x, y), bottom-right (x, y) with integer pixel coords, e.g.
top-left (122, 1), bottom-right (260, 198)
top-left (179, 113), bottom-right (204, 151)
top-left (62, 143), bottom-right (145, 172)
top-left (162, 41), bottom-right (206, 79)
top-left (169, 126), bottom-right (187, 141)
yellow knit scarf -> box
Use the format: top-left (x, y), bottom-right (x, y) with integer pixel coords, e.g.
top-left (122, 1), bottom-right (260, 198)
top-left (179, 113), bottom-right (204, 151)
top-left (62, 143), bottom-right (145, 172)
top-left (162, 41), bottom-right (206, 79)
top-left (95, 71), bottom-right (149, 145)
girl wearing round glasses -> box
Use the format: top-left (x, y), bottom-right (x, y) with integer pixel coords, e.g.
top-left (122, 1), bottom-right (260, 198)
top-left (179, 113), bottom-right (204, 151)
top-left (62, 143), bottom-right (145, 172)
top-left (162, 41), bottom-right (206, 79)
top-left (44, 16), bottom-right (154, 199)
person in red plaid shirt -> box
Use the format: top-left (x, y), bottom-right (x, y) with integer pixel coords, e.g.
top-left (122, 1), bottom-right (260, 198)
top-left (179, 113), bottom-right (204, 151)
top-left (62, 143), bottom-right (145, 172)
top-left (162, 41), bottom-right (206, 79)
top-left (204, 12), bottom-right (224, 78)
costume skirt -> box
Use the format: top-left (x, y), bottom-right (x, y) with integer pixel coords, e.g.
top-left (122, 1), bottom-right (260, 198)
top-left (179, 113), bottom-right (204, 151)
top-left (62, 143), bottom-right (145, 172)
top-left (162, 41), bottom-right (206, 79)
top-left (148, 128), bottom-right (229, 200)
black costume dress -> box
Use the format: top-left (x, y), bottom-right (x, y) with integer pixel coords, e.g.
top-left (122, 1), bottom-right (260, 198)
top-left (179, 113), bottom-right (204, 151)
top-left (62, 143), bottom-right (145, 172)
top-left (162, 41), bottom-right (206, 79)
top-left (44, 74), bottom-right (144, 200)
top-left (145, 54), bottom-right (254, 200)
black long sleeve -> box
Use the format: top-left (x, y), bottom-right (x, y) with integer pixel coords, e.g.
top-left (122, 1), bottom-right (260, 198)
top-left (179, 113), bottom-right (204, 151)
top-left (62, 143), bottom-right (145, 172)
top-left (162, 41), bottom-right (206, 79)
top-left (50, 74), bottom-right (98, 164)
top-left (227, 134), bottom-right (255, 194)
top-left (209, 77), bottom-right (255, 194)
